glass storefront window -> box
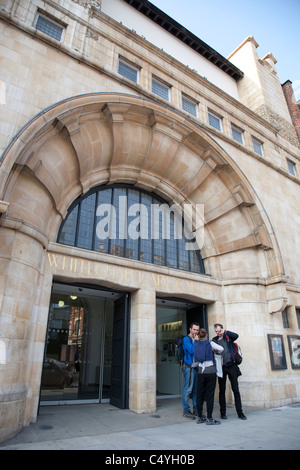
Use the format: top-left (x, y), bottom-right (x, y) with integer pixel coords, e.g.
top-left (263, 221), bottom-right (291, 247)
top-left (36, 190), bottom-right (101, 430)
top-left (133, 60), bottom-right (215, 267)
top-left (41, 286), bottom-right (114, 403)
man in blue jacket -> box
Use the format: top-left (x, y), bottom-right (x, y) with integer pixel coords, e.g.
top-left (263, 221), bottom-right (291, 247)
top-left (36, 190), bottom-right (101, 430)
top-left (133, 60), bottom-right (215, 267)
top-left (182, 322), bottom-right (200, 419)
top-left (213, 323), bottom-right (247, 420)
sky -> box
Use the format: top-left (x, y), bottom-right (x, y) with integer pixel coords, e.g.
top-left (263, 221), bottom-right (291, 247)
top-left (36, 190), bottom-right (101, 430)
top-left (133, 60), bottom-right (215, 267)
top-left (151, 0), bottom-right (300, 100)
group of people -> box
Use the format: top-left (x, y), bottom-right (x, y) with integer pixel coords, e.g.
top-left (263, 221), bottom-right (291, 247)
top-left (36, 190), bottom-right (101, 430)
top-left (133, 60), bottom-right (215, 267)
top-left (181, 322), bottom-right (247, 425)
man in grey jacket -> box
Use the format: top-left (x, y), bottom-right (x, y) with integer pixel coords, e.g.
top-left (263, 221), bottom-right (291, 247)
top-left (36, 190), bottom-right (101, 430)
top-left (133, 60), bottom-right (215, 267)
top-left (213, 323), bottom-right (247, 420)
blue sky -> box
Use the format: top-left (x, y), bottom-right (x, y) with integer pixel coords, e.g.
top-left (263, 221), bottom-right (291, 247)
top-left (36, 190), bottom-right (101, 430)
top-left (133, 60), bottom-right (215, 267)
top-left (151, 0), bottom-right (300, 100)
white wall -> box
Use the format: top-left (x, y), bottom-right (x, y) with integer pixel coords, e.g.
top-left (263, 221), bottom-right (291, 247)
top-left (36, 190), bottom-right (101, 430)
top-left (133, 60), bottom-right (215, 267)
top-left (102, 0), bottom-right (240, 100)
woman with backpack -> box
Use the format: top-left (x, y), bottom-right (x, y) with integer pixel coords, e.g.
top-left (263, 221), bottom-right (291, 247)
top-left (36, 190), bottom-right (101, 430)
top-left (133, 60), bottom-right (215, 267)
top-left (193, 328), bottom-right (224, 425)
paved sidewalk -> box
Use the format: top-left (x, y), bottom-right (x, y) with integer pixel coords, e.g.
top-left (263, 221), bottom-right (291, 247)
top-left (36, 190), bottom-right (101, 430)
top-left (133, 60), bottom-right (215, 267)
top-left (1, 398), bottom-right (300, 451)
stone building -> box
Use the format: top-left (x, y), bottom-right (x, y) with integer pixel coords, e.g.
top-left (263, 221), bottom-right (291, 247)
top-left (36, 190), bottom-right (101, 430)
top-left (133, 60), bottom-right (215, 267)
top-left (0, 0), bottom-right (299, 441)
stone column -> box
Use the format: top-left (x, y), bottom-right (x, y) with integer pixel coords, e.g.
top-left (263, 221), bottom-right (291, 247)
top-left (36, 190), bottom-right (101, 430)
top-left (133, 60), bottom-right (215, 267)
top-left (0, 220), bottom-right (49, 442)
top-left (129, 288), bottom-right (156, 413)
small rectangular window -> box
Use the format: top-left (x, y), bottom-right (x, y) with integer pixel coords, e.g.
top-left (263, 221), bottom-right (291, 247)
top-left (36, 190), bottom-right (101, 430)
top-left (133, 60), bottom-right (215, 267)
top-left (208, 111), bottom-right (222, 131)
top-left (252, 137), bottom-right (264, 156)
top-left (282, 308), bottom-right (289, 328)
top-left (287, 159), bottom-right (296, 176)
top-left (34, 13), bottom-right (64, 42)
top-left (182, 95), bottom-right (198, 117)
top-left (232, 124), bottom-right (244, 145)
top-left (296, 308), bottom-right (300, 329)
top-left (152, 78), bottom-right (170, 101)
top-left (118, 60), bottom-right (139, 83)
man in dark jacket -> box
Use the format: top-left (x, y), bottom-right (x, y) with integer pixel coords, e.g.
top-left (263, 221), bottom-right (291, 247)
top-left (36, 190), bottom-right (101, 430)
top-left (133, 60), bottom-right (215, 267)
top-left (212, 323), bottom-right (247, 420)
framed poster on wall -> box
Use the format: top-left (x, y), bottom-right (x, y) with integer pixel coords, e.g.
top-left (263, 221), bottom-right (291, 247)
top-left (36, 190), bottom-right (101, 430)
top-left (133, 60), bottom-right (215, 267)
top-left (267, 334), bottom-right (287, 370)
top-left (287, 335), bottom-right (300, 369)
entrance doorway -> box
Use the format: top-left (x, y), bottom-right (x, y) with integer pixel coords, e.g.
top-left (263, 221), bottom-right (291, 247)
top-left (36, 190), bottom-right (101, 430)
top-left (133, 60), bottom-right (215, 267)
top-left (40, 283), bottom-right (130, 408)
top-left (156, 298), bottom-right (207, 397)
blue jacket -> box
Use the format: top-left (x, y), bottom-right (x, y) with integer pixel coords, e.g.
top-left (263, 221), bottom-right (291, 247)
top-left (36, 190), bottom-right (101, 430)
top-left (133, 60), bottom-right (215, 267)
top-left (182, 335), bottom-right (194, 366)
top-left (193, 339), bottom-right (216, 365)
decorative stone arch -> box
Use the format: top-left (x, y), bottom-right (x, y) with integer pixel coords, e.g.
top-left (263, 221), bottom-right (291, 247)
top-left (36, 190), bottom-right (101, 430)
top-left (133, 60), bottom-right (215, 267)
top-left (0, 93), bottom-right (284, 279)
top-left (0, 93), bottom-right (288, 440)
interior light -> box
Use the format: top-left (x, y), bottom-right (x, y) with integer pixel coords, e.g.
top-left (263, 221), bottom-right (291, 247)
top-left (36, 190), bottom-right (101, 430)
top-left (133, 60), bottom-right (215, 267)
top-left (58, 300), bottom-right (65, 307)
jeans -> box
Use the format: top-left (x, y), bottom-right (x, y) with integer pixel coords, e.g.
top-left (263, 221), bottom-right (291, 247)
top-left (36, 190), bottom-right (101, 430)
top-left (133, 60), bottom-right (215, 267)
top-left (182, 365), bottom-right (198, 413)
top-left (218, 364), bottom-right (243, 416)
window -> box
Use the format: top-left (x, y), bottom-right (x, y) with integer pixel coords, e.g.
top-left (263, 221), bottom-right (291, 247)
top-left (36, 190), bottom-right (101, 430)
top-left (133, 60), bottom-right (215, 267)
top-left (287, 159), bottom-right (297, 176)
top-left (182, 95), bottom-right (198, 117)
top-left (282, 308), bottom-right (289, 328)
top-left (208, 111), bottom-right (222, 131)
top-left (34, 13), bottom-right (64, 42)
top-left (231, 124), bottom-right (244, 145)
top-left (252, 137), bottom-right (264, 156)
top-left (57, 185), bottom-right (205, 274)
top-left (152, 78), bottom-right (170, 101)
top-left (296, 308), bottom-right (300, 329)
top-left (118, 60), bottom-right (139, 83)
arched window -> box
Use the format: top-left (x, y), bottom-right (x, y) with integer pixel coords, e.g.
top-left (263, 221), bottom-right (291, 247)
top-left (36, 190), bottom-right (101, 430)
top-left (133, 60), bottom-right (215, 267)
top-left (57, 185), bottom-right (205, 274)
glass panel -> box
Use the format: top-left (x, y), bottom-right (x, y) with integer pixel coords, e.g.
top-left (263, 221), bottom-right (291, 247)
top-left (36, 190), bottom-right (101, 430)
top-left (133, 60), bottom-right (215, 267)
top-left (126, 189), bottom-right (140, 259)
top-left (152, 79), bottom-right (170, 101)
top-left (36, 15), bottom-right (63, 41)
top-left (58, 204), bottom-right (78, 246)
top-left (208, 112), bottom-right (222, 131)
top-left (152, 204), bottom-right (165, 266)
top-left (109, 188), bottom-right (126, 257)
top-left (252, 137), bottom-right (263, 156)
top-left (94, 188), bottom-right (111, 253)
top-left (118, 61), bottom-right (138, 83)
top-left (77, 193), bottom-right (96, 250)
top-left (57, 186), bottom-right (205, 274)
top-left (140, 193), bottom-right (152, 263)
top-left (102, 301), bottom-right (114, 399)
top-left (232, 126), bottom-right (244, 144)
top-left (166, 216), bottom-right (177, 269)
top-left (190, 250), bottom-right (203, 274)
top-left (156, 306), bottom-right (186, 395)
top-left (287, 160), bottom-right (296, 176)
top-left (178, 236), bottom-right (189, 271)
top-left (182, 96), bottom-right (197, 117)
top-left (41, 289), bottom-right (113, 402)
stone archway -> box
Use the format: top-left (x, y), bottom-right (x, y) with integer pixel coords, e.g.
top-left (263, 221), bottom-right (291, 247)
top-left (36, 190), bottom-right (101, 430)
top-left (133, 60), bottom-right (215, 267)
top-left (0, 93), bottom-right (287, 440)
top-left (0, 93), bottom-right (283, 278)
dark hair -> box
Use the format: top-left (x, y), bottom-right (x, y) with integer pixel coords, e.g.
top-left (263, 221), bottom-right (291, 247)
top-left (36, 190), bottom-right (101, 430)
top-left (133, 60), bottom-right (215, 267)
top-left (190, 322), bottom-right (200, 329)
top-left (214, 323), bottom-right (223, 329)
top-left (199, 328), bottom-right (207, 338)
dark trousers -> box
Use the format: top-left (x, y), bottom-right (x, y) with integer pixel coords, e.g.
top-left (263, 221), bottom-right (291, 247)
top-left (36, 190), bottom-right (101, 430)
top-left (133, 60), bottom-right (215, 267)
top-left (218, 364), bottom-right (242, 416)
top-left (196, 372), bottom-right (217, 419)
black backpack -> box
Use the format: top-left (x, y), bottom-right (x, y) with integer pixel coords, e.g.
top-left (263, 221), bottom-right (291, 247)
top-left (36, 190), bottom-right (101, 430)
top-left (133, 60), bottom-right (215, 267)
top-left (175, 335), bottom-right (192, 366)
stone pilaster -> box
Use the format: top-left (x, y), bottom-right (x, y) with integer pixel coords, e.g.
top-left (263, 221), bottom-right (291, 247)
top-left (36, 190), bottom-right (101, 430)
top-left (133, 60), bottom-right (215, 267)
top-left (129, 288), bottom-right (156, 413)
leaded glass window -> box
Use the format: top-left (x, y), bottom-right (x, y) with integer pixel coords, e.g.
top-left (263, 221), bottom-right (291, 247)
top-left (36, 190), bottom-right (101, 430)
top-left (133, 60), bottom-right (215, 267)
top-left (57, 185), bottom-right (205, 274)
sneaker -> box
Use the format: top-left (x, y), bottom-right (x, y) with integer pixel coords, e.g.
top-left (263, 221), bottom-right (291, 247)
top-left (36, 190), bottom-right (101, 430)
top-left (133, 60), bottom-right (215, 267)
top-left (221, 414), bottom-right (227, 419)
top-left (192, 410), bottom-right (198, 417)
top-left (206, 418), bottom-right (221, 425)
top-left (183, 411), bottom-right (196, 419)
top-left (196, 416), bottom-right (206, 424)
top-left (238, 413), bottom-right (247, 420)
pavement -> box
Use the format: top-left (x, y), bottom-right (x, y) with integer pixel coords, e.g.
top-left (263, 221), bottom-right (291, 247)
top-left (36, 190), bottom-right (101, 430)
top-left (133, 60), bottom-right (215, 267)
top-left (0, 398), bottom-right (299, 452)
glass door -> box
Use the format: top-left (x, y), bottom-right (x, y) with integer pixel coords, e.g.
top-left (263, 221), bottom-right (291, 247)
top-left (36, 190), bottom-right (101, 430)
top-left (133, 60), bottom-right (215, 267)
top-left (156, 299), bottom-right (207, 397)
top-left (40, 284), bottom-right (115, 404)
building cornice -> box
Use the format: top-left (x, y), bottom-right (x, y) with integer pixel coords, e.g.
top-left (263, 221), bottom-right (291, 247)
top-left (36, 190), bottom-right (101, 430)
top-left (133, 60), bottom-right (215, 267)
top-left (122, 0), bottom-right (244, 81)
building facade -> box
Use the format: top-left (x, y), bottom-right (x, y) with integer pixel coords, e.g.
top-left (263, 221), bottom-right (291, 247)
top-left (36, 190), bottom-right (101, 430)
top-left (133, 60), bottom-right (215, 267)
top-left (0, 0), bottom-right (300, 441)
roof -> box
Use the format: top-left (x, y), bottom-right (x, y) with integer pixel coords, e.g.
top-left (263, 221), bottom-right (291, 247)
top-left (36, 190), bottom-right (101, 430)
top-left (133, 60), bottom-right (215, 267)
top-left (122, 0), bottom-right (244, 80)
